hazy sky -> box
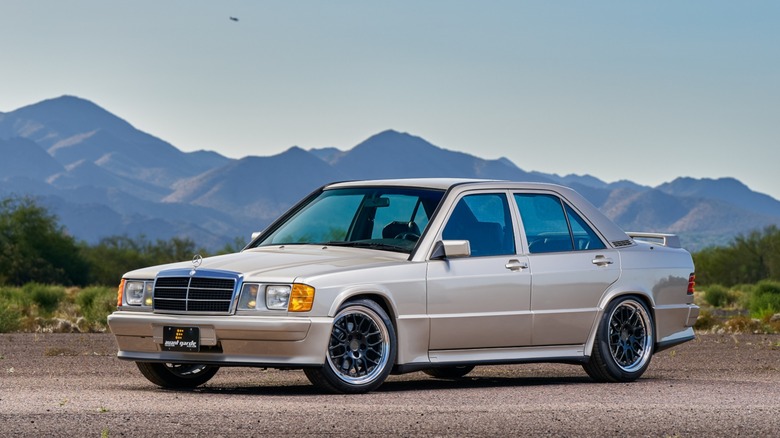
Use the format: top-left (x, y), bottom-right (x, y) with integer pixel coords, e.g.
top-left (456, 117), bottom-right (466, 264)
top-left (2, 1), bottom-right (779, 199)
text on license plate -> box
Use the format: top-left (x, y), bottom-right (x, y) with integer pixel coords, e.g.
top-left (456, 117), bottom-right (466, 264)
top-left (162, 326), bottom-right (200, 352)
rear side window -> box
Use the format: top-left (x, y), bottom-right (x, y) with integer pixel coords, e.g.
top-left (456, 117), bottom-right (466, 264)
top-left (514, 194), bottom-right (605, 253)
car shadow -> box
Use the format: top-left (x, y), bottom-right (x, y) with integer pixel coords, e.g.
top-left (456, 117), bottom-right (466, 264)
top-left (141, 373), bottom-right (595, 397)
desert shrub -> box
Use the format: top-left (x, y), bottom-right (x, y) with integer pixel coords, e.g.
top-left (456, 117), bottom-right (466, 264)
top-left (767, 316), bottom-right (780, 333)
top-left (723, 315), bottom-right (763, 333)
top-left (749, 280), bottom-right (780, 318)
top-left (24, 283), bottom-right (65, 316)
top-left (76, 286), bottom-right (117, 325)
top-left (703, 284), bottom-right (733, 307)
top-left (728, 284), bottom-right (755, 309)
top-left (694, 310), bottom-right (717, 331)
top-left (0, 301), bottom-right (21, 333)
top-left (0, 286), bottom-right (29, 306)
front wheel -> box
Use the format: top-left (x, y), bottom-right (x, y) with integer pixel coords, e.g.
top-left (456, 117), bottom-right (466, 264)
top-left (583, 296), bottom-right (654, 382)
top-left (135, 362), bottom-right (219, 388)
top-left (304, 299), bottom-right (396, 394)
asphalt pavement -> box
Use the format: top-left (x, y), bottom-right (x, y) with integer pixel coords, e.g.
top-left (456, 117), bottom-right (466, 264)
top-left (1, 332), bottom-right (778, 437)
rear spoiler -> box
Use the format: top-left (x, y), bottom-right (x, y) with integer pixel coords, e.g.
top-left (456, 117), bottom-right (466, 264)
top-left (626, 232), bottom-right (681, 248)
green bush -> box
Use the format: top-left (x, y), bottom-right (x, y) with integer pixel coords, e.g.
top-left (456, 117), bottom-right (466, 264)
top-left (24, 283), bottom-right (65, 316)
top-left (76, 286), bottom-right (117, 324)
top-left (749, 280), bottom-right (780, 318)
top-left (0, 301), bottom-right (21, 333)
top-left (729, 284), bottom-right (755, 309)
top-left (0, 286), bottom-right (29, 307)
top-left (703, 284), bottom-right (731, 307)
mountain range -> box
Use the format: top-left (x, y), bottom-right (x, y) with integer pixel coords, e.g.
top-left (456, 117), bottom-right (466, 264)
top-left (1, 95), bottom-right (779, 251)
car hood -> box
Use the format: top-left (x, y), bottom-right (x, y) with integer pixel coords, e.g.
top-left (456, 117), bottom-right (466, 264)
top-left (123, 245), bottom-right (409, 283)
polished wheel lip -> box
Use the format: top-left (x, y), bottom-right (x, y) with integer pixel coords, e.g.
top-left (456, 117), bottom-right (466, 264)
top-left (607, 300), bottom-right (653, 373)
top-left (326, 307), bottom-right (390, 385)
top-left (164, 363), bottom-right (211, 378)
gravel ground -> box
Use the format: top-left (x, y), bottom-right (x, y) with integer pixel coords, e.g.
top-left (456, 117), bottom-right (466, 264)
top-left (0, 332), bottom-right (778, 437)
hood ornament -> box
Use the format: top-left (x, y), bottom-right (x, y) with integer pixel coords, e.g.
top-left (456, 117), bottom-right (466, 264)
top-left (190, 254), bottom-right (203, 275)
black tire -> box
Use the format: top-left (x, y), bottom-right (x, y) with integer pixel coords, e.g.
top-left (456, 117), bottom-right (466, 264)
top-left (423, 365), bottom-right (475, 379)
top-left (583, 296), bottom-right (654, 383)
top-left (135, 362), bottom-right (219, 389)
top-left (304, 299), bottom-right (396, 394)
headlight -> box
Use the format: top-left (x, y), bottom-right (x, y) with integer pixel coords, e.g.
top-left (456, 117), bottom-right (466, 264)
top-left (237, 283), bottom-right (315, 312)
top-left (124, 280), bottom-right (153, 306)
top-left (266, 285), bottom-right (291, 310)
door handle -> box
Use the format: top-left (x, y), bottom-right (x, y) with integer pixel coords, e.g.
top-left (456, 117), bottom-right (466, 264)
top-left (505, 259), bottom-right (528, 271)
top-left (592, 255), bottom-right (614, 266)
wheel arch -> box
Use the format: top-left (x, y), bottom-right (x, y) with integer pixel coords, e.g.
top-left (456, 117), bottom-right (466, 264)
top-left (584, 288), bottom-right (657, 357)
top-left (328, 287), bottom-right (398, 326)
top-left (306, 289), bottom-right (399, 393)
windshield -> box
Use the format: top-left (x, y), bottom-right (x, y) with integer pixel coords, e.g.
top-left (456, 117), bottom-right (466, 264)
top-left (252, 187), bottom-right (446, 253)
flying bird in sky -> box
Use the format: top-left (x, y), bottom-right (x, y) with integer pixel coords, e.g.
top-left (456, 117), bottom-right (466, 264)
top-left (229, 17), bottom-right (239, 22)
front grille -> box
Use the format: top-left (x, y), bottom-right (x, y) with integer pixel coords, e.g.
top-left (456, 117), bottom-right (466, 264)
top-left (153, 276), bottom-right (236, 313)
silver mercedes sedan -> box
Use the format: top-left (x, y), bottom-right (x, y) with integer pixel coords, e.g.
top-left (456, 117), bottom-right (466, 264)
top-left (108, 179), bottom-right (699, 393)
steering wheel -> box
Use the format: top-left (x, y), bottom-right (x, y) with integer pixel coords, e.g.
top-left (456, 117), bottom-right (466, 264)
top-left (394, 232), bottom-right (420, 242)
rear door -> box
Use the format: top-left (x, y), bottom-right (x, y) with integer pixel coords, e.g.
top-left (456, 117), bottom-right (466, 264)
top-left (512, 192), bottom-right (620, 346)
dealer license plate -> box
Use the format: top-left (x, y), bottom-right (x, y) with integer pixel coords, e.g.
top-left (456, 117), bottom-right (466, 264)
top-left (162, 326), bottom-right (200, 352)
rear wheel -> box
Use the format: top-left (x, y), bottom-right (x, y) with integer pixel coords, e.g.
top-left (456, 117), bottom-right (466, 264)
top-left (304, 299), bottom-right (396, 394)
top-left (135, 362), bottom-right (219, 388)
top-left (423, 365), bottom-right (475, 379)
top-left (583, 296), bottom-right (654, 382)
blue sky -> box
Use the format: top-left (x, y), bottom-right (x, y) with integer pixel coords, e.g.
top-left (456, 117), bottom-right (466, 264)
top-left (2, 1), bottom-right (779, 199)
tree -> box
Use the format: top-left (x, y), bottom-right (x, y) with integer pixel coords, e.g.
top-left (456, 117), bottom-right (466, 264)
top-left (80, 235), bottom-right (202, 285)
top-left (0, 197), bottom-right (89, 286)
top-left (693, 226), bottom-right (780, 286)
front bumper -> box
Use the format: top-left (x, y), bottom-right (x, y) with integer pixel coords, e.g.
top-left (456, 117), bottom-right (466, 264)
top-left (107, 312), bottom-right (333, 367)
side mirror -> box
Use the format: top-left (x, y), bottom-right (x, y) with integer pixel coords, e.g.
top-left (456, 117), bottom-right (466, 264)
top-left (251, 231), bottom-right (261, 240)
top-left (431, 240), bottom-right (471, 259)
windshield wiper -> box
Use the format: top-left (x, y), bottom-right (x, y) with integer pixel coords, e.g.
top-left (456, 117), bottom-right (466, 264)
top-left (321, 241), bottom-right (408, 253)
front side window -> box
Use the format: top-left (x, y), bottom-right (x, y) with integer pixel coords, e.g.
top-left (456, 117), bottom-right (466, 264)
top-left (441, 193), bottom-right (515, 257)
top-left (514, 193), bottom-right (605, 253)
top-left (252, 187), bottom-right (445, 254)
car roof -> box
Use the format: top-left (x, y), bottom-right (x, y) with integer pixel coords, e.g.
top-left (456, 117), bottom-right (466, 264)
top-left (327, 178), bottom-right (582, 194)
top-left (325, 178), bottom-right (632, 248)
top-left (326, 178), bottom-right (491, 190)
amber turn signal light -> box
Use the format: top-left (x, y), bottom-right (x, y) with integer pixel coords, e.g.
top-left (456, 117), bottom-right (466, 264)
top-left (117, 279), bottom-right (125, 307)
top-left (289, 284), bottom-right (315, 312)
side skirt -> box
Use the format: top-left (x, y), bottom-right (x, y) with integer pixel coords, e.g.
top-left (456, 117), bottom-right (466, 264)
top-left (393, 345), bottom-right (587, 375)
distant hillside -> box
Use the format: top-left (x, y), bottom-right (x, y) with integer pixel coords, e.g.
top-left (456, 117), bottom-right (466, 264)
top-left (657, 177), bottom-right (780, 217)
top-left (165, 147), bottom-right (346, 222)
top-left (2, 95), bottom-right (780, 251)
top-left (331, 130), bottom-right (550, 182)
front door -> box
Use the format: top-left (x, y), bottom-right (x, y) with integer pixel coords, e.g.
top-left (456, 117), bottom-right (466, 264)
top-left (426, 192), bottom-right (532, 350)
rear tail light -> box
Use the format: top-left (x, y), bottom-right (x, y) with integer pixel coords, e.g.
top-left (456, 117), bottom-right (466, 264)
top-left (687, 273), bottom-right (695, 295)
